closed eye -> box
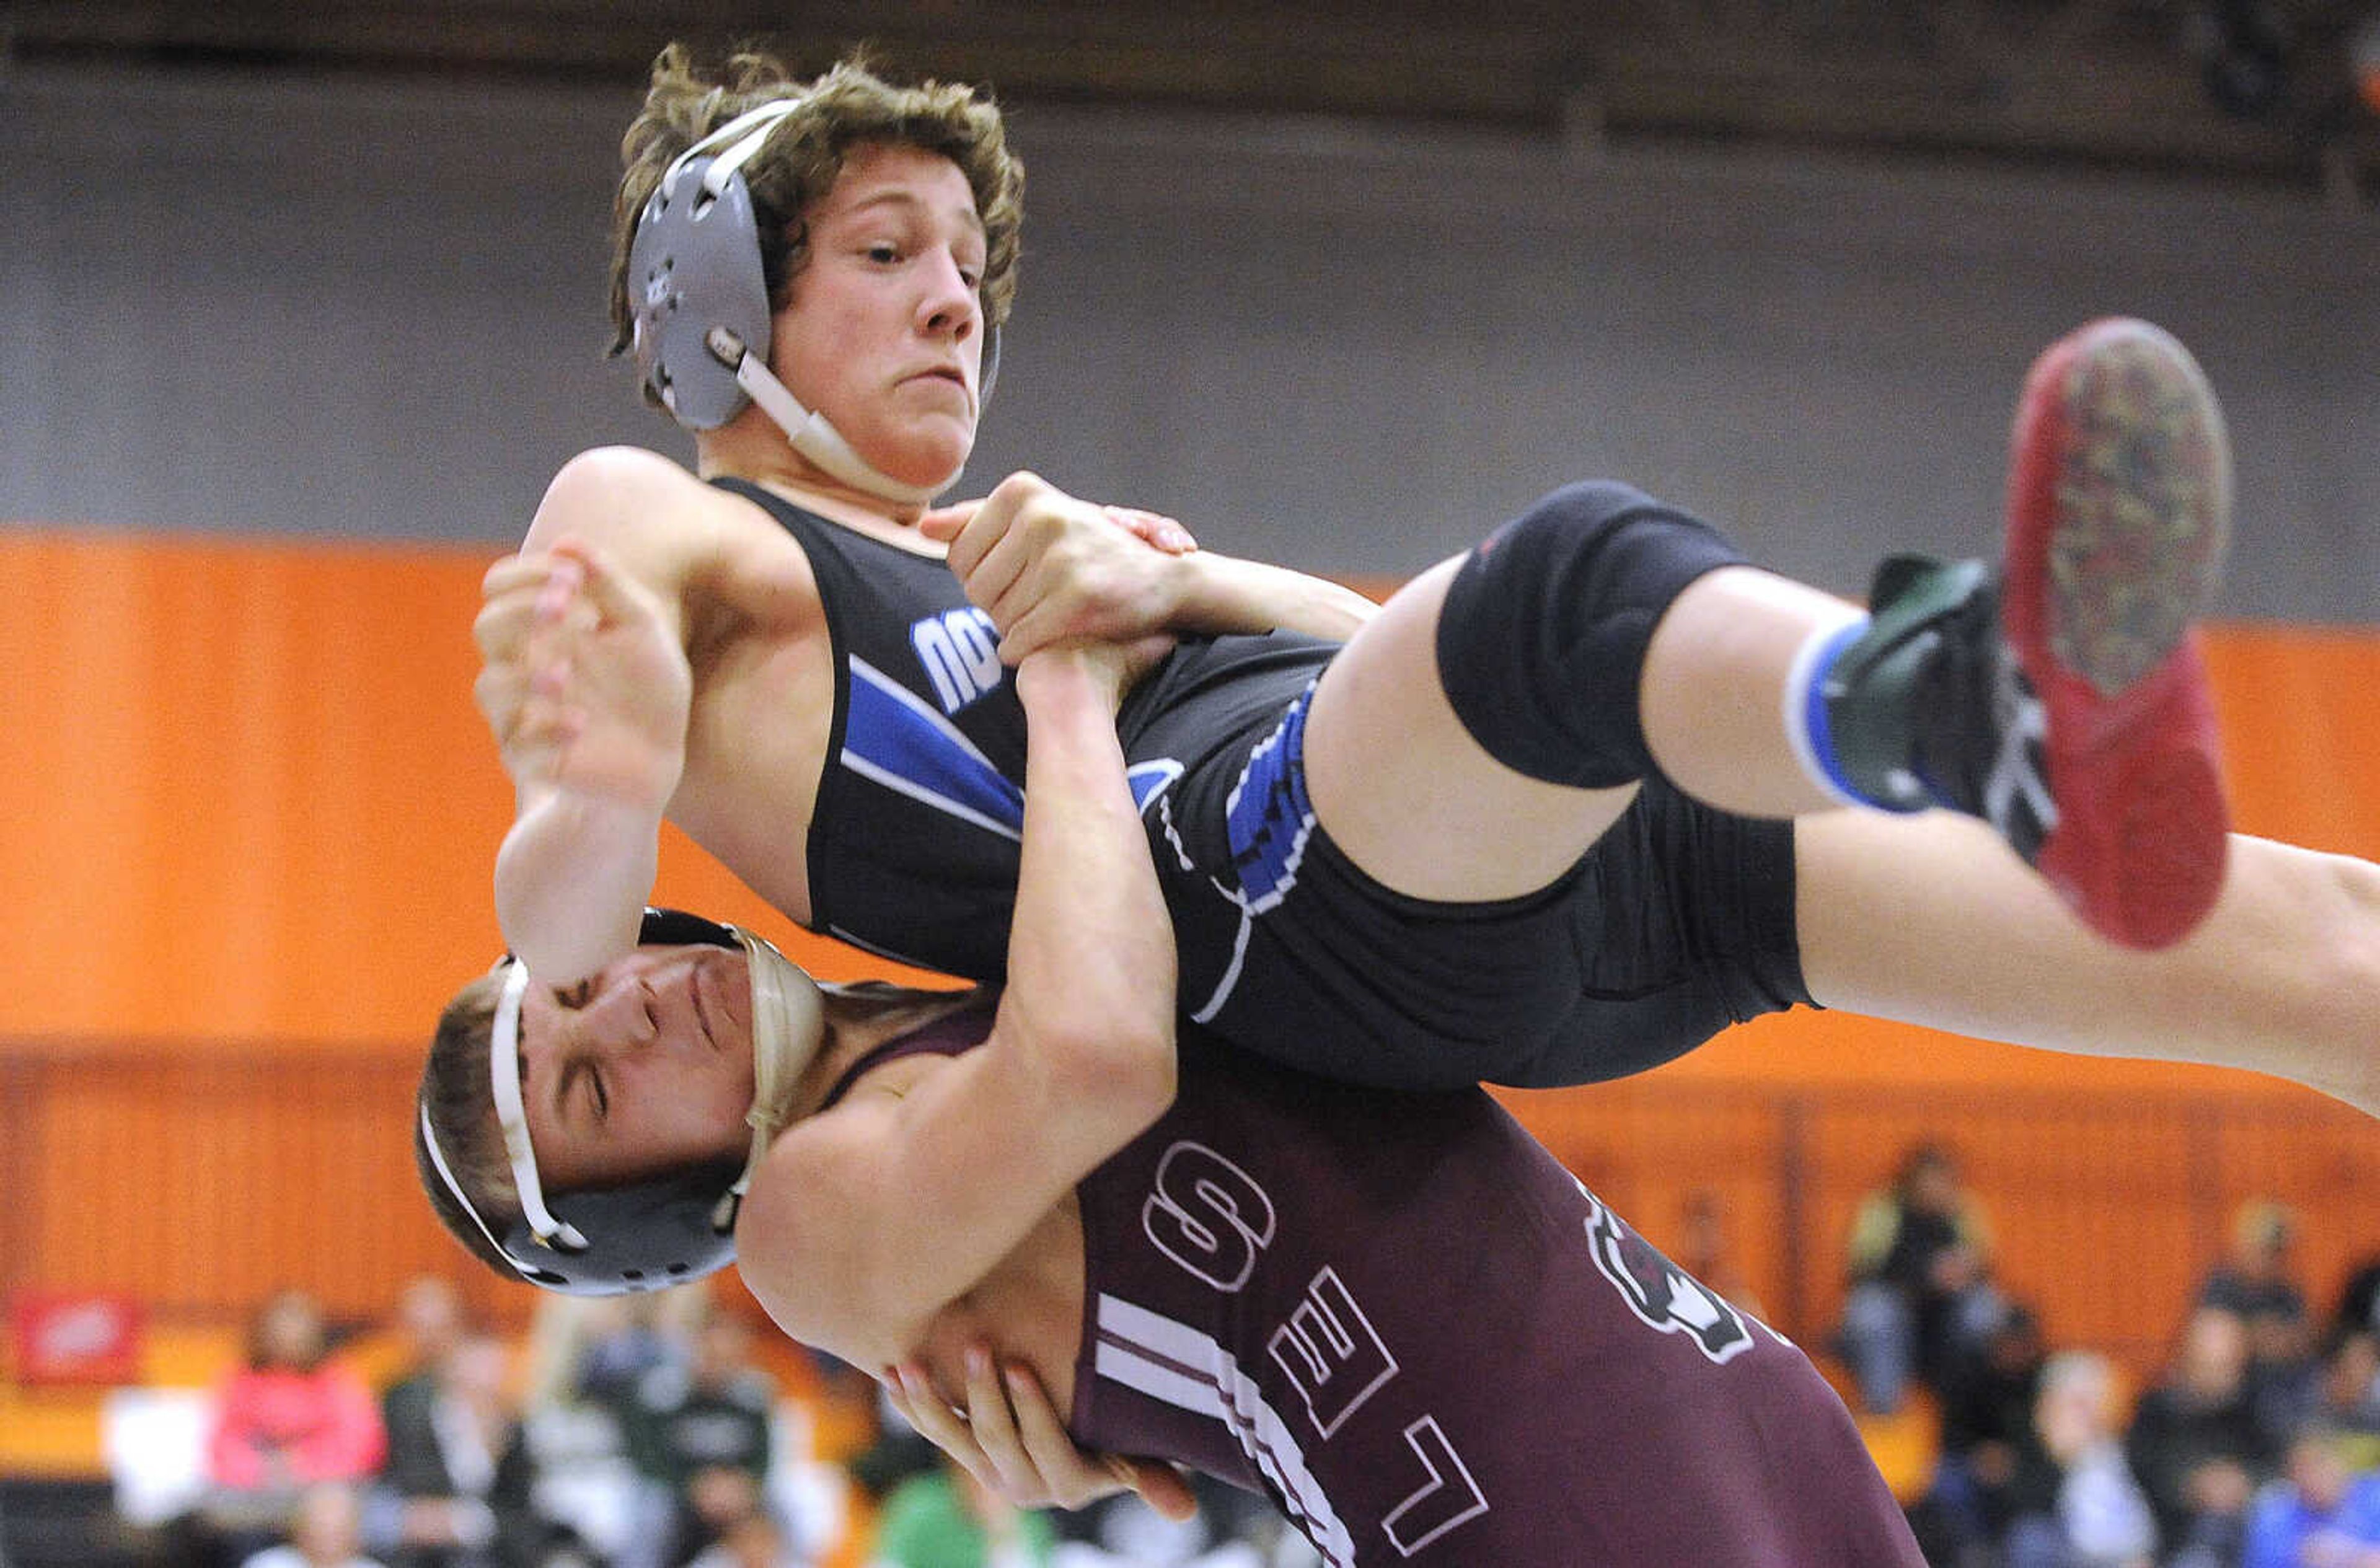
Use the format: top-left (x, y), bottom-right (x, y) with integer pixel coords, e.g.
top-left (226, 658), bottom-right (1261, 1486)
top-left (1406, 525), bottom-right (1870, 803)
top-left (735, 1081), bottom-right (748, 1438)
top-left (554, 1057), bottom-right (606, 1127)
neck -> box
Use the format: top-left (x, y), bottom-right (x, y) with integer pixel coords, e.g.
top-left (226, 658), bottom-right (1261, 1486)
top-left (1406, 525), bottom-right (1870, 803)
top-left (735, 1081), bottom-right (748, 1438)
top-left (692, 402), bottom-right (956, 534)
top-left (696, 439), bottom-right (955, 555)
top-left (787, 986), bottom-right (985, 1118)
top-left (697, 417), bottom-right (916, 504)
top-left (756, 476), bottom-right (945, 553)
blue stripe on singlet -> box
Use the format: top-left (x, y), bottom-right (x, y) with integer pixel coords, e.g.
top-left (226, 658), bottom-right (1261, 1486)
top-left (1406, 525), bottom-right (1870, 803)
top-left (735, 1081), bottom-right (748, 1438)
top-left (841, 656), bottom-right (1025, 840)
top-left (1222, 680), bottom-right (1318, 914)
top-left (1128, 760), bottom-right (1184, 814)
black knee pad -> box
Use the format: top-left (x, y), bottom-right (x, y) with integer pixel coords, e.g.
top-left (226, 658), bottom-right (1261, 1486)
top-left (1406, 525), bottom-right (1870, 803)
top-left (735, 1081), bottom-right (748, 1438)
top-left (1434, 481), bottom-right (1747, 788)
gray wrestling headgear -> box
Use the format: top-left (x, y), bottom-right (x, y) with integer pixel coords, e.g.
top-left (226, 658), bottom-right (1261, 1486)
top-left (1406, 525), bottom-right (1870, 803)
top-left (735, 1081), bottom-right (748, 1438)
top-left (416, 909), bottom-right (826, 1296)
top-left (625, 97), bottom-right (1000, 506)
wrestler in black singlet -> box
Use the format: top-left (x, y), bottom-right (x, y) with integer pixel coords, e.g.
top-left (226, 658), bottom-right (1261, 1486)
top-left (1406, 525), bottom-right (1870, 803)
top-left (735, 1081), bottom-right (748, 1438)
top-left (819, 1010), bottom-right (1926, 1568)
top-left (723, 478), bottom-right (1812, 1091)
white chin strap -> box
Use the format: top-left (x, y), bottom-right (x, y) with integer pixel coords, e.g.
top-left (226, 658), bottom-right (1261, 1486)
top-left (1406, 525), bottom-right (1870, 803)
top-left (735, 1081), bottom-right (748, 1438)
top-left (486, 962), bottom-right (586, 1255)
top-left (719, 927), bottom-right (829, 1226)
top-left (703, 326), bottom-right (956, 507)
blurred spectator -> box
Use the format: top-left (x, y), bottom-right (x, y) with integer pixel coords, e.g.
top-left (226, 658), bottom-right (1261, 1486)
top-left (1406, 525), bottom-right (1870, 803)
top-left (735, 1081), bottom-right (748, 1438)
top-left (2003, 1350), bottom-right (2158, 1568)
top-left (2301, 1328), bottom-right (2380, 1474)
top-left (2127, 1304), bottom-right (2276, 1568)
top-left (368, 1324), bottom-right (546, 1568)
top-left (2337, 1256), bottom-right (2380, 1341)
top-left (515, 1297), bottom-right (655, 1567)
top-left (620, 1308), bottom-right (780, 1568)
top-left (209, 1292), bottom-right (389, 1492)
top-left (1921, 1301), bottom-right (2051, 1556)
top-left (686, 1510), bottom-right (808, 1568)
top-left (1835, 1140), bottom-right (2004, 1414)
top-left (870, 1455), bottom-right (1055, 1568)
top-left (2202, 1200), bottom-right (2317, 1446)
top-left (379, 1279), bottom-right (469, 1440)
top-left (238, 1482), bottom-right (386, 1568)
top-left (202, 1290), bottom-right (389, 1565)
top-left (2201, 1202), bottom-right (2311, 1363)
top-left (2239, 1424), bottom-right (2380, 1568)
top-left (1674, 1188), bottom-right (1766, 1321)
top-left (578, 1293), bottom-right (702, 1408)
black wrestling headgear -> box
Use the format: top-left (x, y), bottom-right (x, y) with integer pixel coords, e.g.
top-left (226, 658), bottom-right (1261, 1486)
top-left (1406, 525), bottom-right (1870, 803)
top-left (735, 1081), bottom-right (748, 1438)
top-left (417, 909), bottom-right (824, 1295)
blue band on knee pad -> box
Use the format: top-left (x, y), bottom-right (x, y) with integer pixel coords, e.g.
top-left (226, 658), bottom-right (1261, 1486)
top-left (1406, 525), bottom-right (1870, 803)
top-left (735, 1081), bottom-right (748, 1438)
top-left (1434, 482), bottom-right (1748, 789)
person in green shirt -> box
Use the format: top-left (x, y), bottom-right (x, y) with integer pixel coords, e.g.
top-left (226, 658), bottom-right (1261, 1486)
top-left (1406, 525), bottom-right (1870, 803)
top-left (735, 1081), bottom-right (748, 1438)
top-left (870, 1455), bottom-right (1056, 1568)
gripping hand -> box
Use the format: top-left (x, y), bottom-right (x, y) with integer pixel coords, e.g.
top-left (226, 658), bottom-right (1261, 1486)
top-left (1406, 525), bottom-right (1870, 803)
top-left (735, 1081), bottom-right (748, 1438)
top-left (474, 539), bottom-right (691, 812)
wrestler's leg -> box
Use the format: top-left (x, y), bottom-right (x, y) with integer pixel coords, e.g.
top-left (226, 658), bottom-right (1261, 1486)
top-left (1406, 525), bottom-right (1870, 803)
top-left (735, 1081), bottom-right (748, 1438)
top-left (1307, 317), bottom-right (2232, 948)
top-left (1301, 552), bottom-right (1855, 903)
top-left (1794, 808), bottom-right (2380, 1116)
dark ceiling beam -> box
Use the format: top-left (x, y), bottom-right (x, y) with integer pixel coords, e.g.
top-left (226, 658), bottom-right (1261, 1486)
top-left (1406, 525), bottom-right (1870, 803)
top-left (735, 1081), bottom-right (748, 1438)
top-left (5, 0), bottom-right (2374, 190)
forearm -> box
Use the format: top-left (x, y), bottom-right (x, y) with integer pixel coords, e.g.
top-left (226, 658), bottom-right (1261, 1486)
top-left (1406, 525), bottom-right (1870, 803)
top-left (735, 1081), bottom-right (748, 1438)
top-left (739, 653), bottom-right (1178, 1365)
top-left (1003, 653), bottom-right (1178, 1085)
top-left (1165, 551), bottom-right (1378, 641)
top-left (492, 786), bottom-right (659, 982)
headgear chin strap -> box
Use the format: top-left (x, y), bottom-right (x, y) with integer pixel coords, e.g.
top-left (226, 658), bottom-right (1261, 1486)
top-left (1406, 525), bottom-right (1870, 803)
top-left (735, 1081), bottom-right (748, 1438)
top-left (626, 97), bottom-right (997, 508)
top-left (418, 910), bottom-right (827, 1296)
top-left (725, 925), bottom-right (826, 1222)
top-left (486, 962), bottom-right (583, 1252)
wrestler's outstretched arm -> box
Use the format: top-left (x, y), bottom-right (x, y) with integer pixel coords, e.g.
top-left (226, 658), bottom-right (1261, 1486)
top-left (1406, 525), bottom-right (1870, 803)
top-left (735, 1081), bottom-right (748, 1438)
top-left (477, 446), bottom-right (775, 982)
top-left (477, 536), bottom-right (690, 983)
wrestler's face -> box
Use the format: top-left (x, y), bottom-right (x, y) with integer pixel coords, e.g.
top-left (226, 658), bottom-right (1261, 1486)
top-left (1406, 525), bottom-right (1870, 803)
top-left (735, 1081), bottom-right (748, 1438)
top-left (775, 142), bottom-right (989, 491)
top-left (515, 944), bottom-right (757, 1190)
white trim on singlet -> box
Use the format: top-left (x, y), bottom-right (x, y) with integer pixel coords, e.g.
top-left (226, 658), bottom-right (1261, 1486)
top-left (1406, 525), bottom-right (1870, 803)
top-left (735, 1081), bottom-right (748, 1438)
top-left (839, 751), bottom-right (1023, 842)
top-left (839, 656), bottom-right (1025, 842)
top-left (1188, 910), bottom-right (1253, 1026)
top-left (1091, 1294), bottom-right (1357, 1567)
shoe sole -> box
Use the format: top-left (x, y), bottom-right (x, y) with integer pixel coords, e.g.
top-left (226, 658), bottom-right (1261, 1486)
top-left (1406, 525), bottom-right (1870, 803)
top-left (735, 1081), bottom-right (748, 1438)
top-left (2001, 317), bottom-right (2233, 949)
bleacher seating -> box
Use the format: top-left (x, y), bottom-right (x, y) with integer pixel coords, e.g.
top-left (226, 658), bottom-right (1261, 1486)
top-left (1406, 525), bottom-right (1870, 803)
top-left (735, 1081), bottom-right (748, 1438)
top-left (0, 1478), bottom-right (142, 1568)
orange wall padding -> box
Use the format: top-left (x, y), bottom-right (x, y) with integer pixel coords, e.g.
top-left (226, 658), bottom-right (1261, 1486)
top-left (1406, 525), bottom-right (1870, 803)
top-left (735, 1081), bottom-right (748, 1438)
top-left (0, 528), bottom-right (931, 1054)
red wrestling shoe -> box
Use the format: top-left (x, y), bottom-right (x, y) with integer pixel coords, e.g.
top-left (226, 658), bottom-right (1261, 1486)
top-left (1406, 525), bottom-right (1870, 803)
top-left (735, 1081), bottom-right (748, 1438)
top-left (2000, 317), bottom-right (2233, 949)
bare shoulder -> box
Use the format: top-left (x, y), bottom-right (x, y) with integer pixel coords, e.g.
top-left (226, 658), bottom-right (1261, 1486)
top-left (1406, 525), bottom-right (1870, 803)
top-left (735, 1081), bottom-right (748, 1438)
top-left (733, 1072), bottom-right (941, 1362)
top-left (524, 447), bottom-right (727, 552)
top-left (526, 447), bottom-right (814, 624)
top-left (731, 1020), bottom-right (1134, 1367)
